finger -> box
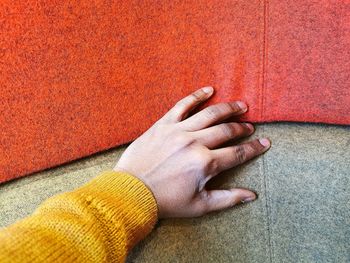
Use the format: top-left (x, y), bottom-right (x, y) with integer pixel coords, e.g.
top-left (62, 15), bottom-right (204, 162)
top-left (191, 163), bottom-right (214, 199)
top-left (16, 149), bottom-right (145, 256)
top-left (158, 86), bottom-right (214, 123)
top-left (179, 101), bottom-right (247, 131)
top-left (192, 122), bottom-right (254, 149)
top-left (200, 188), bottom-right (256, 214)
top-left (211, 138), bottom-right (271, 172)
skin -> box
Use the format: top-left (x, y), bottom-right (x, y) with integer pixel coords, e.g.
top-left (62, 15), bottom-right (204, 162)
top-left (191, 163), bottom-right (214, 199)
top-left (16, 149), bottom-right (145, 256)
top-left (114, 86), bottom-right (271, 219)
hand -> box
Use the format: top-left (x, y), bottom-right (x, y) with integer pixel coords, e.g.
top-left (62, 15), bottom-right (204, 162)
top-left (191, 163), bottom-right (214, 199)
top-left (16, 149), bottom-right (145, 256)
top-left (114, 86), bottom-right (271, 218)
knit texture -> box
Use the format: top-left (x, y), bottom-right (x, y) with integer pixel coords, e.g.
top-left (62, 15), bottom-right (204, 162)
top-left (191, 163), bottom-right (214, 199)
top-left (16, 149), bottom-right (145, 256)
top-left (0, 170), bottom-right (158, 262)
top-left (0, 0), bottom-right (349, 183)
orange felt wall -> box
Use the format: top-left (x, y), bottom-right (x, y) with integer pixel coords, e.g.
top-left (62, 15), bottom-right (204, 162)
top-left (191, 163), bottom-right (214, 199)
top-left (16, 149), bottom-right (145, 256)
top-left (0, 1), bottom-right (349, 183)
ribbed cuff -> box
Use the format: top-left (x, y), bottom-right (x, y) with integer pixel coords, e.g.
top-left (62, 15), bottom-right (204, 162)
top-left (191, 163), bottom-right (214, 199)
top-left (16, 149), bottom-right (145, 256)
top-left (75, 170), bottom-right (159, 249)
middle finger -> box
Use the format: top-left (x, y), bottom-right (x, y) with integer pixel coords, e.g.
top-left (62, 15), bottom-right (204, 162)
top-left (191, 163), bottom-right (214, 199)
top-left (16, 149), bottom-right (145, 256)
top-left (179, 101), bottom-right (247, 131)
top-left (192, 122), bottom-right (254, 149)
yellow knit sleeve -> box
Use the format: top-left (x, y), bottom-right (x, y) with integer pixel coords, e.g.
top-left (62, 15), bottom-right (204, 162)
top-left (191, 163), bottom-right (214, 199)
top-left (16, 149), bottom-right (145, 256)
top-left (0, 170), bottom-right (159, 262)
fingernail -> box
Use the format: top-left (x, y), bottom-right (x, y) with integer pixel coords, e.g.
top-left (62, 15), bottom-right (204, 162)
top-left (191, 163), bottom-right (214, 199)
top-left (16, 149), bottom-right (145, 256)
top-left (241, 196), bottom-right (256, 204)
top-left (259, 138), bottom-right (271, 147)
top-left (236, 101), bottom-right (247, 112)
top-left (202, 86), bottom-right (213, 94)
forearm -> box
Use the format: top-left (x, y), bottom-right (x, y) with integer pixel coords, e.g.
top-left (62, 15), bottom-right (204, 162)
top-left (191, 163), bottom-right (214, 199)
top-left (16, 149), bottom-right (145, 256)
top-left (0, 171), bottom-right (158, 262)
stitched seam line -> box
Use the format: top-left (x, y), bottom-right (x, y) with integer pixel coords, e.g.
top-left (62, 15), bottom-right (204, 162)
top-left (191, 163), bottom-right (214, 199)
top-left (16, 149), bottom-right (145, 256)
top-left (261, 0), bottom-right (269, 120)
top-left (261, 125), bottom-right (273, 263)
top-left (261, 1), bottom-right (272, 262)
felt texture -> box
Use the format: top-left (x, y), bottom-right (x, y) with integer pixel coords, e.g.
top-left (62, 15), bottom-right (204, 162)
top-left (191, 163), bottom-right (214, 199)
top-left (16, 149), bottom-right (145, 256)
top-left (1, 123), bottom-right (349, 262)
top-left (0, 1), bottom-right (349, 183)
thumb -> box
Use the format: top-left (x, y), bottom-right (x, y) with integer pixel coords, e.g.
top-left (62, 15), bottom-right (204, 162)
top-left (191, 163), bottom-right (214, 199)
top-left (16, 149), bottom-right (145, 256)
top-left (203, 188), bottom-right (257, 213)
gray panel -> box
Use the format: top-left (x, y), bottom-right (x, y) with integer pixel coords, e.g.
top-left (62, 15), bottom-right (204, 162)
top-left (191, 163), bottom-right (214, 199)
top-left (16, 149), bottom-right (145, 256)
top-left (1, 123), bottom-right (349, 262)
top-left (263, 123), bottom-right (350, 263)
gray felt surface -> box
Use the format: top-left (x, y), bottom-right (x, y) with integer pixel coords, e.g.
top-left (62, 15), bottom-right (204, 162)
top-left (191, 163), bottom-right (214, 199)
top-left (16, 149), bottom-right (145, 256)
top-left (0, 123), bottom-right (349, 263)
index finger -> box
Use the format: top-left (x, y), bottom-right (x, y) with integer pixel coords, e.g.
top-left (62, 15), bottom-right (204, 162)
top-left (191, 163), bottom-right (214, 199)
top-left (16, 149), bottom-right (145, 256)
top-left (158, 86), bottom-right (214, 123)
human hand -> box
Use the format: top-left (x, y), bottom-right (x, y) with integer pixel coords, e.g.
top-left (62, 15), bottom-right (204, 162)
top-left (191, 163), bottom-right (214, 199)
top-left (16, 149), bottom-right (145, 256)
top-left (114, 86), bottom-right (271, 218)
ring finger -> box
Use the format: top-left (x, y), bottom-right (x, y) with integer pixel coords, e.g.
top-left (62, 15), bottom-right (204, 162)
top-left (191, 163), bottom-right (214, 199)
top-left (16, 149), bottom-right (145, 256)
top-left (211, 138), bottom-right (271, 173)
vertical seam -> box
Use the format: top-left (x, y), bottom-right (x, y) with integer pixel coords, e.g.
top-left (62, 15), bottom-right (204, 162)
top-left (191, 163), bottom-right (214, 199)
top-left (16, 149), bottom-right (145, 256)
top-left (260, 0), bottom-right (269, 120)
top-left (261, 1), bottom-right (272, 262)
top-left (261, 126), bottom-right (273, 263)
top-left (260, 124), bottom-right (273, 262)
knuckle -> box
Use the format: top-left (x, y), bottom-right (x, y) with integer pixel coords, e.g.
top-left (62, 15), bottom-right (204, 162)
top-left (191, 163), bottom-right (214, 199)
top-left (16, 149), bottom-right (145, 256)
top-left (195, 206), bottom-right (207, 217)
top-left (203, 155), bottom-right (218, 174)
top-left (193, 151), bottom-right (219, 173)
top-left (234, 145), bottom-right (247, 164)
top-left (174, 100), bottom-right (186, 110)
top-left (153, 121), bottom-right (167, 129)
top-left (205, 106), bottom-right (221, 119)
top-left (195, 198), bottom-right (209, 216)
top-left (228, 101), bottom-right (242, 113)
top-left (236, 123), bottom-right (247, 134)
top-left (191, 91), bottom-right (204, 104)
top-left (219, 123), bottom-right (235, 139)
top-left (172, 101), bottom-right (189, 121)
top-left (248, 141), bottom-right (261, 153)
top-left (251, 140), bottom-right (266, 155)
top-left (192, 149), bottom-right (212, 168)
top-left (207, 158), bottom-right (219, 173)
top-left (170, 107), bottom-right (184, 121)
top-left (174, 133), bottom-right (194, 147)
top-left (148, 123), bottom-right (169, 138)
top-left (202, 153), bottom-right (213, 168)
top-left (199, 190), bottom-right (210, 202)
top-left (207, 102), bottom-right (239, 117)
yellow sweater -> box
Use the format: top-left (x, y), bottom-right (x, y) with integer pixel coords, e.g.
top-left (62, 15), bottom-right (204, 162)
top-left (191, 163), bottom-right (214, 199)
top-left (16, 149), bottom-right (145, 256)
top-left (0, 170), bottom-right (159, 262)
